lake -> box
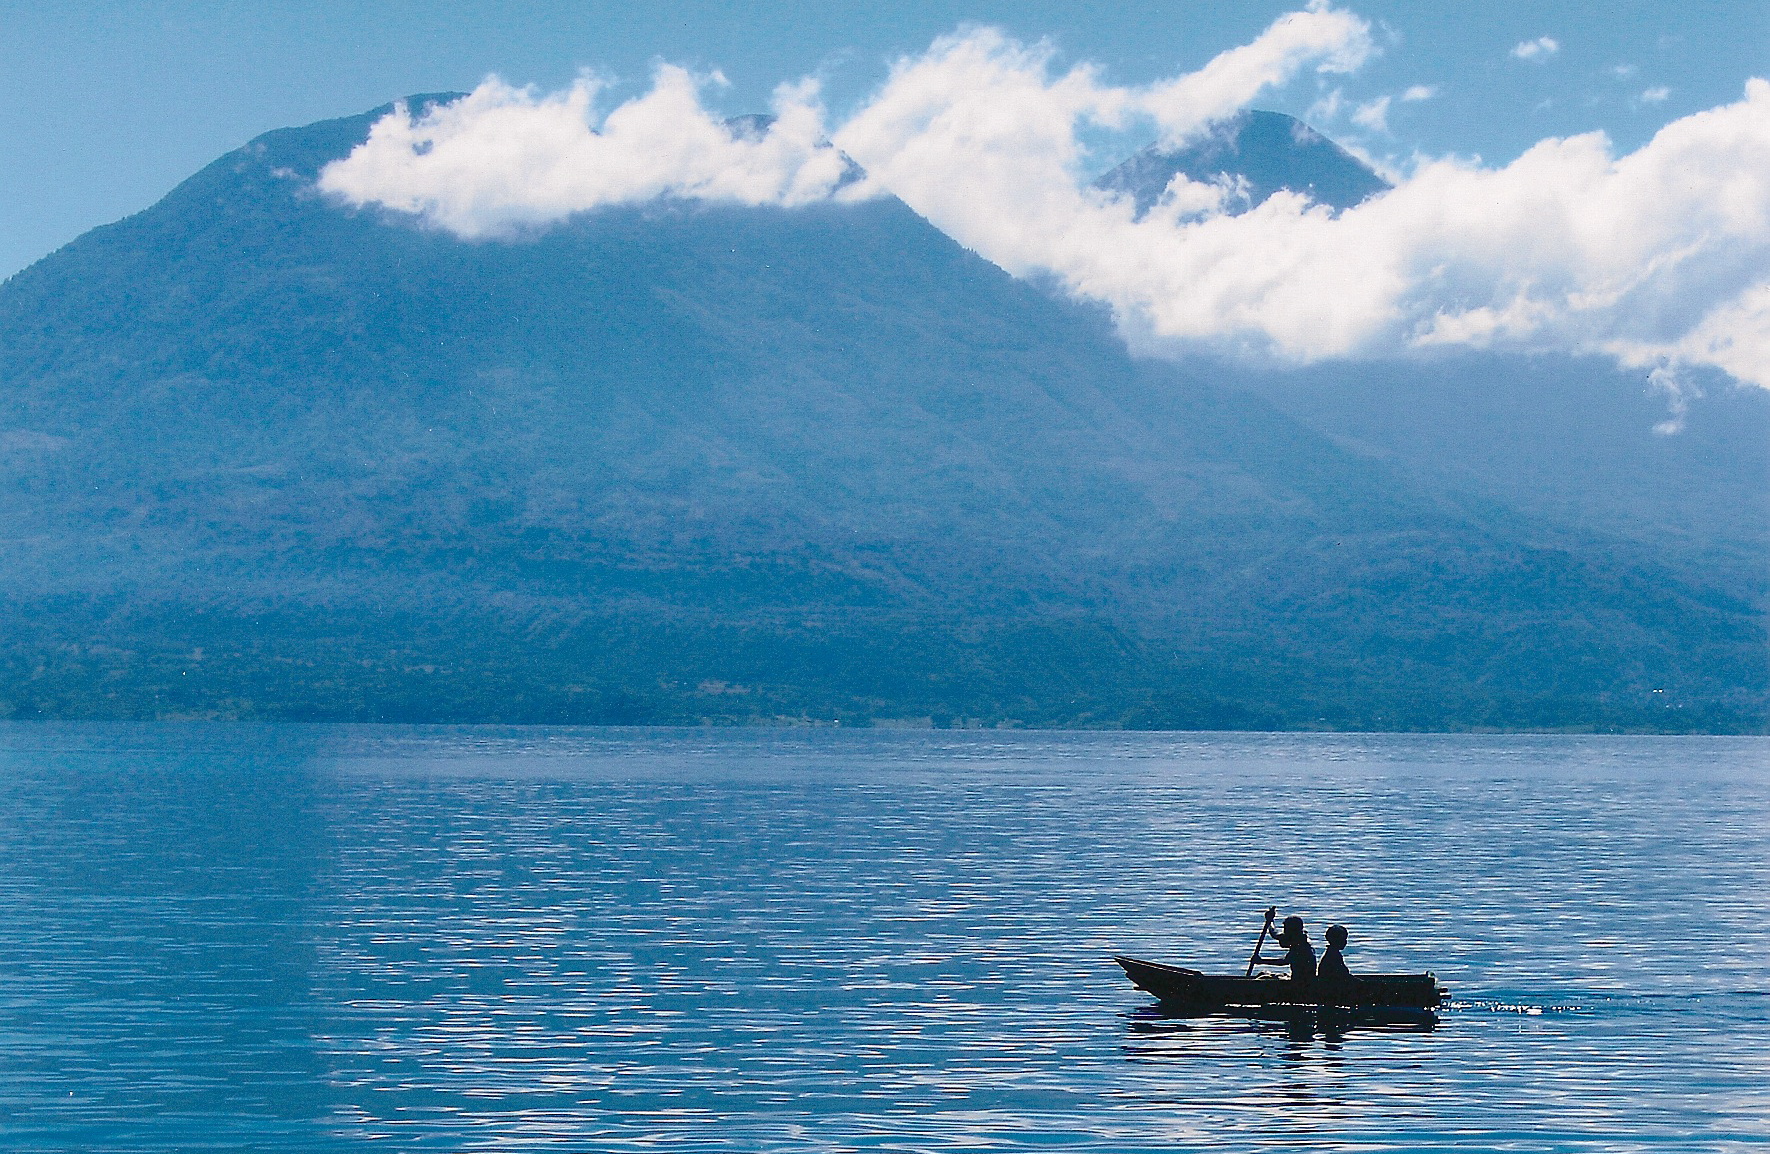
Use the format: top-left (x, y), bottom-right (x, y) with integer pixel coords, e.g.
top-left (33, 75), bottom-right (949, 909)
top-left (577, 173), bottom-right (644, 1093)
top-left (1, 725), bottom-right (1766, 1151)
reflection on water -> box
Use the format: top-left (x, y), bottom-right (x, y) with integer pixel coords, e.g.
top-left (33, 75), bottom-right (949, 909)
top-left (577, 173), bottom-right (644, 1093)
top-left (0, 725), bottom-right (1766, 1151)
top-left (1127, 1002), bottom-right (1440, 1052)
top-left (1123, 1004), bottom-right (1441, 1109)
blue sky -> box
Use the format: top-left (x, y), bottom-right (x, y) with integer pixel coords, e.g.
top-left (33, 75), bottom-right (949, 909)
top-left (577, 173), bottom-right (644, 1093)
top-left (1, 1), bottom-right (1764, 279)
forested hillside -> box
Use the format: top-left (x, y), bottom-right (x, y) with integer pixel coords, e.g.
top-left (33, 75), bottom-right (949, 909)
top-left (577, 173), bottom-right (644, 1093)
top-left (0, 100), bottom-right (1761, 730)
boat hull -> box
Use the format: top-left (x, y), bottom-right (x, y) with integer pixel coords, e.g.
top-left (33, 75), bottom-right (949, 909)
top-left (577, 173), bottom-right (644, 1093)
top-left (1113, 954), bottom-right (1444, 1010)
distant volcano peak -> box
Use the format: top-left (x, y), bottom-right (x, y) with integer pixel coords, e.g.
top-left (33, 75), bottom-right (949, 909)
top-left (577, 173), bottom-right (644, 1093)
top-left (1096, 109), bottom-right (1389, 218)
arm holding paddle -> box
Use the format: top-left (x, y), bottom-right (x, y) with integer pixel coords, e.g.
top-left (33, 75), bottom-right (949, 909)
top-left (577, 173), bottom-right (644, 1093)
top-left (1249, 908), bottom-right (1318, 980)
top-left (1244, 906), bottom-right (1276, 977)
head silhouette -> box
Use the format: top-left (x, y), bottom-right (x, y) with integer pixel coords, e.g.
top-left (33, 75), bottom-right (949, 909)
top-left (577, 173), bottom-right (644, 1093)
top-left (1278, 915), bottom-right (1307, 944)
top-left (1326, 924), bottom-right (1348, 948)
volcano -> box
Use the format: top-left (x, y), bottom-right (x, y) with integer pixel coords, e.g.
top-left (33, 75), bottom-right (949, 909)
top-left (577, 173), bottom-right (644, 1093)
top-left (0, 100), bottom-right (1760, 729)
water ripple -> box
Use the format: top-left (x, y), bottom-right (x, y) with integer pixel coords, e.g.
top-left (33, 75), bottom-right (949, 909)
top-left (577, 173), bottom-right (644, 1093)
top-left (0, 725), bottom-right (1765, 1150)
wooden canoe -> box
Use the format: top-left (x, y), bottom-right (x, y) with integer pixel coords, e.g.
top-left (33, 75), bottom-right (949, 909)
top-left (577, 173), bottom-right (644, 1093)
top-left (1113, 954), bottom-right (1444, 1010)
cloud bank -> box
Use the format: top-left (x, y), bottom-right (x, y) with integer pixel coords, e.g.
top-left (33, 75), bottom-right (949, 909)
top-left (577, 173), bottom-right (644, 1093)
top-left (318, 4), bottom-right (1770, 393)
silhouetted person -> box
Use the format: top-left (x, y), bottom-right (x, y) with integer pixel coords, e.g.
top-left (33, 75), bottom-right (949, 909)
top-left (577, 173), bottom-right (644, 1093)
top-left (1254, 915), bottom-right (1317, 982)
top-left (1318, 924), bottom-right (1351, 983)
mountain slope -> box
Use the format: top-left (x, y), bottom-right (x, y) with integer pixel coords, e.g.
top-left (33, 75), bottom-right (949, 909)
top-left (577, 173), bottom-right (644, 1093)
top-left (0, 100), bottom-right (1761, 729)
top-left (1221, 353), bottom-right (1770, 603)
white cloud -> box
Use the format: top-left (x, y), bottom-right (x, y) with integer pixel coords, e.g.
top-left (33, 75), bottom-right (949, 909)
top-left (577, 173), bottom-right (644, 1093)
top-left (1136, 0), bottom-right (1376, 142)
top-left (1512, 36), bottom-right (1561, 62)
top-left (1352, 95), bottom-right (1391, 132)
top-left (320, 8), bottom-right (1770, 393)
top-left (1307, 87), bottom-right (1346, 125)
top-left (317, 67), bottom-right (858, 238)
top-left (1645, 364), bottom-right (1702, 435)
top-left (1400, 85), bottom-right (1437, 101)
top-left (1641, 86), bottom-right (1671, 103)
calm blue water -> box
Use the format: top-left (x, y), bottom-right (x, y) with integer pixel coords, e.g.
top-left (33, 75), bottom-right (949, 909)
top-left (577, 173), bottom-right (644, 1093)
top-left (0, 725), bottom-right (1766, 1152)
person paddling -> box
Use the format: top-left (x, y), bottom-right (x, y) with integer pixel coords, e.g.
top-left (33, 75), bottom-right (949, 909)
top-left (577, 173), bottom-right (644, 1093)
top-left (1252, 913), bottom-right (1317, 982)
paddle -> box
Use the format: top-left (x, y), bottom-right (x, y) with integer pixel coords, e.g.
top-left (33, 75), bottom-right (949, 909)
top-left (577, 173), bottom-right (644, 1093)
top-left (1244, 906), bottom-right (1277, 977)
